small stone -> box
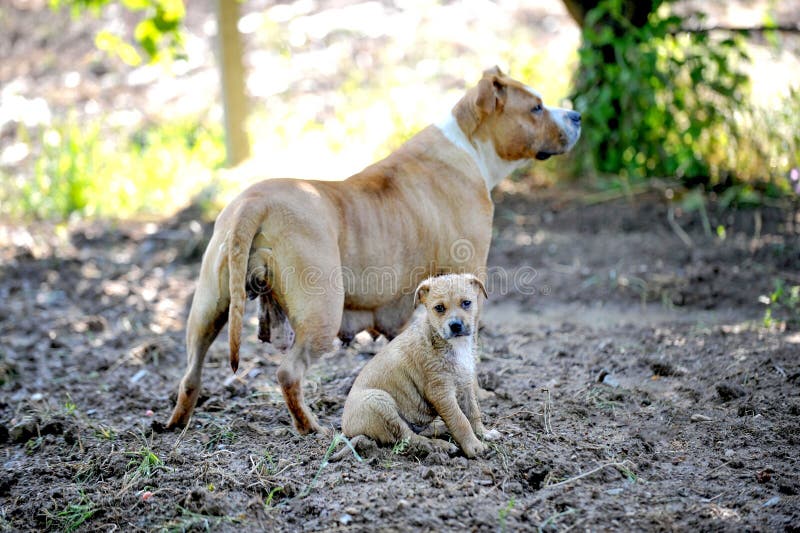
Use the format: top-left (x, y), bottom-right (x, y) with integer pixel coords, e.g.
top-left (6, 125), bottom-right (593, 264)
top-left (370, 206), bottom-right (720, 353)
top-left (602, 373), bottom-right (620, 388)
top-left (9, 418), bottom-right (37, 443)
top-left (762, 496), bottom-right (780, 507)
top-left (339, 513), bottom-right (352, 525)
top-left (30, 393), bottom-right (44, 402)
top-left (690, 414), bottom-right (712, 422)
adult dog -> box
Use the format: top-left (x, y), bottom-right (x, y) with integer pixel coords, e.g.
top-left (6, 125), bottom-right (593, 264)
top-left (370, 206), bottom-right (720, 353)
top-left (166, 66), bottom-right (581, 434)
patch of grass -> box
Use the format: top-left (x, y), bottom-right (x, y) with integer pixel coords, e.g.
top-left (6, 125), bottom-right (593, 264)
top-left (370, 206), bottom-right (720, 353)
top-left (538, 507), bottom-right (577, 532)
top-left (204, 421), bottom-right (236, 451)
top-left (264, 486), bottom-right (283, 509)
top-left (45, 491), bottom-right (97, 533)
top-left (126, 445), bottom-right (164, 484)
top-left (63, 394), bottom-right (77, 416)
top-left (3, 116), bottom-right (224, 220)
top-left (162, 506), bottom-right (238, 533)
top-left (297, 433), bottom-right (362, 499)
top-left (761, 279), bottom-right (800, 330)
top-left (25, 436), bottom-right (44, 455)
top-left (585, 386), bottom-right (625, 411)
top-left (93, 425), bottom-right (116, 441)
top-left (391, 437), bottom-right (410, 455)
top-left (498, 498), bottom-right (515, 533)
top-left (618, 463), bottom-right (638, 483)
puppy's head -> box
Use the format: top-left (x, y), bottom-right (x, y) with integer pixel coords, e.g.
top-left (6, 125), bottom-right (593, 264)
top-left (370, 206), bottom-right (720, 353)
top-left (414, 274), bottom-right (488, 341)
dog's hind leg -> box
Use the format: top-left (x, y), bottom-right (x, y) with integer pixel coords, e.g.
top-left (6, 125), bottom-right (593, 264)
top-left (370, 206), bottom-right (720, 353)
top-left (273, 246), bottom-right (344, 435)
top-left (166, 240), bottom-right (230, 429)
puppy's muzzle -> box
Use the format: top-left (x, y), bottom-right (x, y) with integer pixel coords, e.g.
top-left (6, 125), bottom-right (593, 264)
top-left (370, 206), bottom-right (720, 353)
top-left (447, 319), bottom-right (471, 338)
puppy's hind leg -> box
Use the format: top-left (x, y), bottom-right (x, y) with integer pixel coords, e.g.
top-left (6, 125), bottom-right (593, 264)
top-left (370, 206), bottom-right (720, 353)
top-left (343, 390), bottom-right (457, 454)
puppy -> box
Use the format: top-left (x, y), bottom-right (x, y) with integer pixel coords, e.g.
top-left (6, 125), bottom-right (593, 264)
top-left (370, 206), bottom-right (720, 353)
top-left (341, 274), bottom-right (494, 458)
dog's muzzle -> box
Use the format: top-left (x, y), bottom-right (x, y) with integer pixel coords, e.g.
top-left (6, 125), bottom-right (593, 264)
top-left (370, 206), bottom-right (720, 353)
top-left (446, 319), bottom-right (471, 338)
top-left (547, 108), bottom-right (582, 155)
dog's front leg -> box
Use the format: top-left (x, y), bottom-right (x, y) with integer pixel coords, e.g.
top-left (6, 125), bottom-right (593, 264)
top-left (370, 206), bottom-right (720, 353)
top-left (465, 377), bottom-right (487, 438)
top-left (430, 387), bottom-right (486, 458)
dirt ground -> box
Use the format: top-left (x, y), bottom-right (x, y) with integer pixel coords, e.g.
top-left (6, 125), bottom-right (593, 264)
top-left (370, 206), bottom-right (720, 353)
top-left (1, 186), bottom-right (799, 531)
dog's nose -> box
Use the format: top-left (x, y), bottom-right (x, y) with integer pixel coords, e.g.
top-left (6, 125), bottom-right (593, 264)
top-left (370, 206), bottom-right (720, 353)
top-left (568, 111), bottom-right (581, 125)
top-left (449, 320), bottom-right (463, 335)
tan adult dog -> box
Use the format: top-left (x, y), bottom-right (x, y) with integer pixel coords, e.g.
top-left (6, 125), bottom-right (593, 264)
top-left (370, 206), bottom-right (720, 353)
top-left (166, 66), bottom-right (581, 434)
top-left (342, 274), bottom-right (494, 458)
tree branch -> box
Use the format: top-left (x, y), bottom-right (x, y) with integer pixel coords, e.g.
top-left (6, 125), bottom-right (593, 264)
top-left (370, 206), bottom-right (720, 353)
top-left (678, 25), bottom-right (800, 35)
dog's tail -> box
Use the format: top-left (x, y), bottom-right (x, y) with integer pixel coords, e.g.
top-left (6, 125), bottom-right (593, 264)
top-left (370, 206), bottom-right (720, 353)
top-left (227, 201), bottom-right (264, 373)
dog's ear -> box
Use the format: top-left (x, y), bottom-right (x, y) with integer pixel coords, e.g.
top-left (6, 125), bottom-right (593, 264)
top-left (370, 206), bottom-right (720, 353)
top-left (475, 75), bottom-right (507, 116)
top-left (414, 279), bottom-right (431, 307)
top-left (455, 73), bottom-right (508, 137)
top-left (482, 65), bottom-right (505, 78)
top-left (468, 275), bottom-right (489, 300)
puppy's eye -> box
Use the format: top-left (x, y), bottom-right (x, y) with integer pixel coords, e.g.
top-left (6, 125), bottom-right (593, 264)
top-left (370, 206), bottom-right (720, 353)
top-left (531, 104), bottom-right (543, 114)
top-left (461, 300), bottom-right (472, 309)
top-left (433, 304), bottom-right (446, 314)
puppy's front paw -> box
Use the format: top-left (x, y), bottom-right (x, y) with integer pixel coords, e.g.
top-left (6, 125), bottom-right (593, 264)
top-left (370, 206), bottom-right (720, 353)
top-left (462, 439), bottom-right (487, 458)
top-left (483, 428), bottom-right (501, 442)
top-left (426, 438), bottom-right (459, 455)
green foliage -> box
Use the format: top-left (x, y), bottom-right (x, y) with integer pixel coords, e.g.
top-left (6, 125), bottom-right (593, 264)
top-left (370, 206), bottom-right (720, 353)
top-left (45, 491), bottom-right (97, 533)
top-left (391, 437), bottom-right (410, 455)
top-left (762, 279), bottom-right (800, 330)
top-left (498, 498), bottom-right (515, 533)
top-left (4, 117), bottom-right (224, 220)
top-left (569, 0), bottom-right (795, 189)
top-left (126, 446), bottom-right (164, 483)
top-left (50, 0), bottom-right (185, 65)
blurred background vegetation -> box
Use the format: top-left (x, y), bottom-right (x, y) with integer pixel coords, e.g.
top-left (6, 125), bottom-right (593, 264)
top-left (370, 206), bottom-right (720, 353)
top-left (0, 0), bottom-right (798, 221)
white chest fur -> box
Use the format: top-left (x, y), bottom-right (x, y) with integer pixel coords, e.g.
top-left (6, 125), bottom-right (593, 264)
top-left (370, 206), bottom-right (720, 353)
top-left (448, 336), bottom-right (476, 375)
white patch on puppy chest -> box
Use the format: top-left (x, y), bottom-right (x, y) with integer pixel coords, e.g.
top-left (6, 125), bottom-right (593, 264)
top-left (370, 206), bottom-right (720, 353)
top-left (449, 336), bottom-right (475, 374)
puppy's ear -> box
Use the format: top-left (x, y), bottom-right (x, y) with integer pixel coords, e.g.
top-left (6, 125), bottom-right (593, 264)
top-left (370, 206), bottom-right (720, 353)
top-left (414, 279), bottom-right (431, 307)
top-left (468, 275), bottom-right (488, 300)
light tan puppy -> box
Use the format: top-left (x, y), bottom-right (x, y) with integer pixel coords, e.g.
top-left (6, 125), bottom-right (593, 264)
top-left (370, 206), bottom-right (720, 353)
top-left (167, 67), bottom-right (580, 434)
top-left (342, 274), bottom-right (493, 458)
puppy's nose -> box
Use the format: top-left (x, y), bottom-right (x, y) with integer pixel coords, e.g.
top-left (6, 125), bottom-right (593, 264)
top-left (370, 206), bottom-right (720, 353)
top-left (449, 320), bottom-right (464, 335)
top-left (568, 111), bottom-right (581, 125)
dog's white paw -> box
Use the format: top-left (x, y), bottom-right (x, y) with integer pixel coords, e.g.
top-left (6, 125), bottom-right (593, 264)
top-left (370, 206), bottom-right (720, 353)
top-left (483, 428), bottom-right (501, 442)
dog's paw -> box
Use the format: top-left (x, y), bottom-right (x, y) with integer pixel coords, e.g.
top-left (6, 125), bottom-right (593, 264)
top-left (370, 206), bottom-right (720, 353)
top-left (428, 438), bottom-right (459, 455)
top-left (461, 439), bottom-right (487, 458)
top-left (483, 428), bottom-right (501, 442)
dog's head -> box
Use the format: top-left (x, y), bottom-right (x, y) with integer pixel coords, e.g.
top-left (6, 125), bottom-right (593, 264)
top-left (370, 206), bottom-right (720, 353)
top-left (414, 274), bottom-right (488, 342)
top-left (454, 66), bottom-right (581, 163)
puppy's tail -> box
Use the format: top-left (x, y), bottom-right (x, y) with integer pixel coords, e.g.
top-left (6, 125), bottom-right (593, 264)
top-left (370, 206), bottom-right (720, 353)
top-left (227, 201), bottom-right (264, 373)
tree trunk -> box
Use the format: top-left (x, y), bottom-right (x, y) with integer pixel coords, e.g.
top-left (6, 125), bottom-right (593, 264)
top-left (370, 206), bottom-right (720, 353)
top-left (562, 0), bottom-right (656, 28)
top-left (216, 0), bottom-right (250, 166)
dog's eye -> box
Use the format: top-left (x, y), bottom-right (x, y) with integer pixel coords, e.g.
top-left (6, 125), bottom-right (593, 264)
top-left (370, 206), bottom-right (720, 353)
top-left (531, 104), bottom-right (543, 114)
top-left (461, 300), bottom-right (472, 309)
top-left (433, 304), bottom-right (446, 313)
